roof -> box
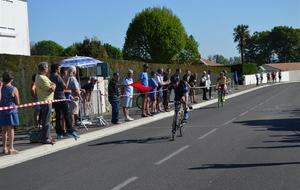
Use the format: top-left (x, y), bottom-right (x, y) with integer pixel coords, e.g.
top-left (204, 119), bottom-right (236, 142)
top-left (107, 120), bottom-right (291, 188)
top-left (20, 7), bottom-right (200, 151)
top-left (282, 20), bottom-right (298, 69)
top-left (199, 58), bottom-right (223, 66)
top-left (265, 63), bottom-right (300, 71)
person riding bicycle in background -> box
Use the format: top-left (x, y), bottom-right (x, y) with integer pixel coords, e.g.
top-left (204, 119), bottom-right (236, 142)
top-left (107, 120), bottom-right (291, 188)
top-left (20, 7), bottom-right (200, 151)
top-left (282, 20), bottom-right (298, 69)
top-left (216, 72), bottom-right (227, 100)
top-left (171, 77), bottom-right (189, 122)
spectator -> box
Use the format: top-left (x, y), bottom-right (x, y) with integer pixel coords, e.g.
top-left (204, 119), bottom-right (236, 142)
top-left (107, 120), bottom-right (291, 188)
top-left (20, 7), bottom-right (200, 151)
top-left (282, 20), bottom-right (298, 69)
top-left (183, 70), bottom-right (192, 109)
top-left (182, 70), bottom-right (191, 83)
top-left (82, 76), bottom-right (98, 102)
top-left (67, 66), bottom-right (81, 126)
top-left (255, 72), bottom-right (259, 86)
top-left (233, 71), bottom-right (238, 86)
top-left (155, 68), bottom-right (164, 113)
top-left (139, 63), bottom-right (151, 117)
top-left (171, 68), bottom-right (181, 84)
top-left (271, 72), bottom-right (276, 83)
top-left (162, 68), bottom-right (171, 112)
top-left (35, 62), bottom-right (56, 144)
top-left (278, 70), bottom-right (282, 83)
top-left (50, 64), bottom-right (79, 140)
top-left (207, 70), bottom-right (212, 99)
top-left (267, 72), bottom-right (271, 83)
top-left (260, 72), bottom-right (263, 84)
top-left (122, 69), bottom-right (134, 121)
top-left (200, 71), bottom-right (208, 100)
top-left (30, 74), bottom-right (41, 129)
top-left (0, 71), bottom-right (20, 154)
top-left (149, 71), bottom-right (158, 114)
top-left (108, 72), bottom-right (121, 124)
top-left (189, 73), bottom-right (197, 103)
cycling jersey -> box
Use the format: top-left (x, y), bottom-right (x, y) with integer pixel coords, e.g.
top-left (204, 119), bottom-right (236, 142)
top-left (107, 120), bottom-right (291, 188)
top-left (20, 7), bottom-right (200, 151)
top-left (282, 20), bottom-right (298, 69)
top-left (217, 76), bottom-right (227, 90)
top-left (173, 80), bottom-right (188, 102)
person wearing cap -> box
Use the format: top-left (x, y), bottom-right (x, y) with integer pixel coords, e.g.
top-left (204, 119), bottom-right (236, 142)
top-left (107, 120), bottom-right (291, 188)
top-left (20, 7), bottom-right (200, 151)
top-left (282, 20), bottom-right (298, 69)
top-left (122, 69), bottom-right (134, 121)
top-left (35, 62), bottom-right (56, 144)
top-left (108, 72), bottom-right (121, 124)
top-left (0, 71), bottom-right (20, 154)
top-left (139, 63), bottom-right (151, 117)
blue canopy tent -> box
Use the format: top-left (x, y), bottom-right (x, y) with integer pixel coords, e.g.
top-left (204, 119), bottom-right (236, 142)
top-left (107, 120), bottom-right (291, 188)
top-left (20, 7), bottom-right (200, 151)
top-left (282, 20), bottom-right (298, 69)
top-left (59, 56), bottom-right (109, 79)
top-left (59, 56), bottom-right (104, 68)
top-left (59, 56), bottom-right (109, 127)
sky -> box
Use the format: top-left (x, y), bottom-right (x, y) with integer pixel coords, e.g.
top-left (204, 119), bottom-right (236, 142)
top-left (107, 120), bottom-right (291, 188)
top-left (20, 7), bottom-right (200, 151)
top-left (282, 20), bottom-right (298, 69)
top-left (28, 0), bottom-right (300, 58)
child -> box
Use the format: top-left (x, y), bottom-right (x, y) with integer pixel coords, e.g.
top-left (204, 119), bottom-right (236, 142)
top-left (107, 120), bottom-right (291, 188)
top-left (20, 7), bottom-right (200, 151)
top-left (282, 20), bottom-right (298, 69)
top-left (148, 71), bottom-right (158, 115)
top-left (0, 71), bottom-right (20, 154)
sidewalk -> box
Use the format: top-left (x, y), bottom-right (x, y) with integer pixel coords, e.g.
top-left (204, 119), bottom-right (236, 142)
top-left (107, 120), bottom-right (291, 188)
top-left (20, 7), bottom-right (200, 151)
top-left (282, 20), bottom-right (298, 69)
top-left (0, 84), bottom-right (261, 156)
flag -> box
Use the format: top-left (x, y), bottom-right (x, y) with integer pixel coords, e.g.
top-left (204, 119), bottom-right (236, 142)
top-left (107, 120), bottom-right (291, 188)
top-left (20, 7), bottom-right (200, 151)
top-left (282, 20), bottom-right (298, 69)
top-left (130, 82), bottom-right (152, 92)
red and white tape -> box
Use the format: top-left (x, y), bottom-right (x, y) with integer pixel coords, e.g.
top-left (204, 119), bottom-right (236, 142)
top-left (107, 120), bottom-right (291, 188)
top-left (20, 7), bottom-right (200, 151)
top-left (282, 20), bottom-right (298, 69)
top-left (0, 99), bottom-right (69, 111)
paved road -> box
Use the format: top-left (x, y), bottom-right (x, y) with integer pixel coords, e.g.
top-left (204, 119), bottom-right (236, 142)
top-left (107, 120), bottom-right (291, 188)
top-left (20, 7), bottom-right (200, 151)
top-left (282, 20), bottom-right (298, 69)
top-left (0, 83), bottom-right (299, 190)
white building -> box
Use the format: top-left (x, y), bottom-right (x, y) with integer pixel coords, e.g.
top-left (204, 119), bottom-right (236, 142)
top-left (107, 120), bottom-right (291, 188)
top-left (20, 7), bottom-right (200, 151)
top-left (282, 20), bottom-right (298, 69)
top-left (0, 0), bottom-right (30, 55)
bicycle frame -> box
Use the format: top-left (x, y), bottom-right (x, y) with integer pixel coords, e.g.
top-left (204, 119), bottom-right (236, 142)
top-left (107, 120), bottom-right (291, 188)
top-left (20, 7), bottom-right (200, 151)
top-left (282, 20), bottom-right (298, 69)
top-left (171, 101), bottom-right (184, 140)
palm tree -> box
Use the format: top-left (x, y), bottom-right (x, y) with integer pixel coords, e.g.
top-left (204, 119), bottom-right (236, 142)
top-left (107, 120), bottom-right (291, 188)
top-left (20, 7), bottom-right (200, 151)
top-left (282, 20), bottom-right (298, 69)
top-left (233, 25), bottom-right (250, 64)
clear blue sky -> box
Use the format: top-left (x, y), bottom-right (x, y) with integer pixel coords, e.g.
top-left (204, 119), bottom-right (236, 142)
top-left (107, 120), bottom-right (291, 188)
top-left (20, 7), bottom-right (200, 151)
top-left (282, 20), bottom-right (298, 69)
top-left (28, 0), bottom-right (300, 58)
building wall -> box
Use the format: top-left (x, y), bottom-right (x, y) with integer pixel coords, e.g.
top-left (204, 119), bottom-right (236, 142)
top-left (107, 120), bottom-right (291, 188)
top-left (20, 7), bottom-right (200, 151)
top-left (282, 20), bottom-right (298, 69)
top-left (288, 70), bottom-right (300, 81)
top-left (0, 0), bottom-right (30, 55)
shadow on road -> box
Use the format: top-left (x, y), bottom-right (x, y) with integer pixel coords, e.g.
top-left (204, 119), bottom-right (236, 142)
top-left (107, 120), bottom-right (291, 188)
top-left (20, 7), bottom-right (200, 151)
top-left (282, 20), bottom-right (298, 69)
top-left (235, 118), bottom-right (300, 149)
top-left (188, 162), bottom-right (300, 170)
top-left (89, 136), bottom-right (171, 146)
top-left (234, 118), bottom-right (300, 132)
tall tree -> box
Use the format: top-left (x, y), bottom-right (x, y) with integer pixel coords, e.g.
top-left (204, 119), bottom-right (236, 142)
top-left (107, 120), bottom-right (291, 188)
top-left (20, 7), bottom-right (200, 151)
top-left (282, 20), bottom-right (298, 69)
top-left (175, 35), bottom-right (200, 64)
top-left (123, 7), bottom-right (186, 63)
top-left (233, 25), bottom-right (250, 64)
top-left (245, 31), bottom-right (274, 65)
top-left (270, 26), bottom-right (300, 62)
top-left (208, 54), bottom-right (229, 65)
top-left (104, 43), bottom-right (122, 60)
top-left (63, 37), bottom-right (108, 59)
top-left (31, 40), bottom-right (64, 56)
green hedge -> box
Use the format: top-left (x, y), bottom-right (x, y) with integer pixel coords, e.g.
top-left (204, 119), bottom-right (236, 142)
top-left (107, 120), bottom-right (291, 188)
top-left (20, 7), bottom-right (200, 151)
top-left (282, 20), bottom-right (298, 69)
top-left (230, 63), bottom-right (257, 75)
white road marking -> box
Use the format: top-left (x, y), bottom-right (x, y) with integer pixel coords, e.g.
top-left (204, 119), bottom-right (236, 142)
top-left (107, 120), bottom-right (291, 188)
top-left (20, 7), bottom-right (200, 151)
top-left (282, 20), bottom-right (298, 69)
top-left (259, 102), bottom-right (264, 106)
top-left (198, 129), bottom-right (218, 140)
top-left (239, 111), bottom-right (249, 117)
top-left (222, 117), bottom-right (237, 126)
top-left (111, 177), bottom-right (138, 190)
top-left (154, 145), bottom-right (190, 165)
top-left (249, 106), bottom-right (258, 111)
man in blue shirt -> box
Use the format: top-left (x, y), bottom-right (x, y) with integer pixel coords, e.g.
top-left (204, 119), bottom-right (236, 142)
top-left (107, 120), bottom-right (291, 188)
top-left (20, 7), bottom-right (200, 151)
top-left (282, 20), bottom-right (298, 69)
top-left (139, 63), bottom-right (151, 117)
top-left (122, 69), bottom-right (134, 121)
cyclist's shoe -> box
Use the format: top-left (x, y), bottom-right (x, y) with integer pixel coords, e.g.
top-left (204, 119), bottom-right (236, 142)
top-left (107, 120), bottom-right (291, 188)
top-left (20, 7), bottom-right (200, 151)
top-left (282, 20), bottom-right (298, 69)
top-left (183, 111), bottom-right (189, 121)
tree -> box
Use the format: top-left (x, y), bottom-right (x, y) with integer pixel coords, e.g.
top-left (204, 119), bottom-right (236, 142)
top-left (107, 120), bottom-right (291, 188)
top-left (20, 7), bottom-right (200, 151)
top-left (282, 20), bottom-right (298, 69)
top-left (175, 35), bottom-right (200, 64)
top-left (63, 37), bottom-right (108, 59)
top-left (123, 7), bottom-right (187, 63)
top-left (208, 54), bottom-right (229, 65)
top-left (233, 25), bottom-right (250, 64)
top-left (104, 43), bottom-right (122, 60)
top-left (229, 56), bottom-right (242, 65)
top-left (31, 40), bottom-right (64, 56)
top-left (245, 31), bottom-right (274, 65)
top-left (270, 26), bottom-right (300, 62)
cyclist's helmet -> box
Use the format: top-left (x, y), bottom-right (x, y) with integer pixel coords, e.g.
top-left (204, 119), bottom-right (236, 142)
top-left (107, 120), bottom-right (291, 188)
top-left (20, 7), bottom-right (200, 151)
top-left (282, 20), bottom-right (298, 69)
top-left (220, 72), bottom-right (224, 76)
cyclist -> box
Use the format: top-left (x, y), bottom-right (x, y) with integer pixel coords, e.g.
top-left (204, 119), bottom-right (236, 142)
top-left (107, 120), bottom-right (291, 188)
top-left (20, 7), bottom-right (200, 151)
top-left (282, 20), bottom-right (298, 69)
top-left (171, 77), bottom-right (189, 121)
top-left (216, 72), bottom-right (227, 101)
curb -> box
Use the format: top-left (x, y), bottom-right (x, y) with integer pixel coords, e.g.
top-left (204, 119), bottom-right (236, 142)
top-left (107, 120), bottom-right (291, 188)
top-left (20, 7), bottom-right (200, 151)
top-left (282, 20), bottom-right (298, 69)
top-left (0, 82), bottom-right (292, 169)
